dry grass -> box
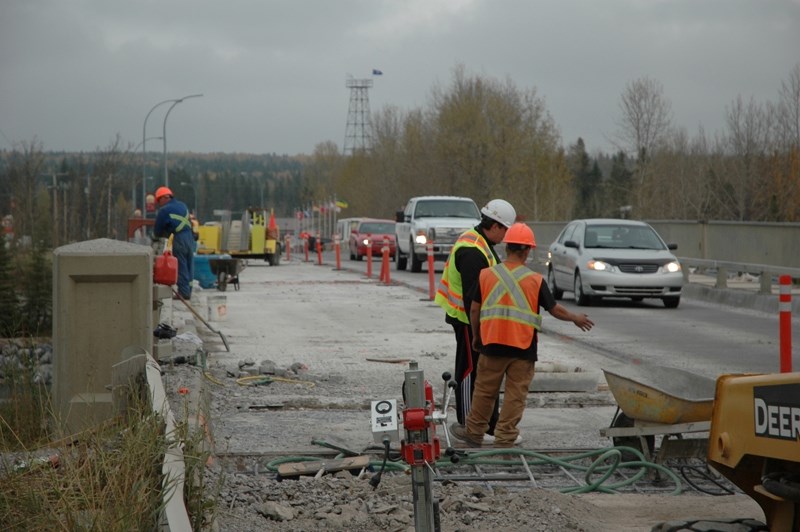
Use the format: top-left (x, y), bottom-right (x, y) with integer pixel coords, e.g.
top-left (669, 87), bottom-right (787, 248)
top-left (0, 356), bottom-right (218, 530)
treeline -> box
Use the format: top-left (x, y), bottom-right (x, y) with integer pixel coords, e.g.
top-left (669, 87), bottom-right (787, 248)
top-left (2, 63), bottom-right (798, 252)
top-left (0, 144), bottom-right (309, 250)
top-left (304, 64), bottom-right (800, 223)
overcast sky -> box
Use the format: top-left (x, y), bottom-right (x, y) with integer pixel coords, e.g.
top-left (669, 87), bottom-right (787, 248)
top-left (2, 0), bottom-right (798, 157)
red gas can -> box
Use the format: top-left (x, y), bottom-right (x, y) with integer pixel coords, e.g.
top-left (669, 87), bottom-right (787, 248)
top-left (154, 250), bottom-right (178, 286)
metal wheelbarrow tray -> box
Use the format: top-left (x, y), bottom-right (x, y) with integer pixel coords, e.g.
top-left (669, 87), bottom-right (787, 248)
top-left (208, 257), bottom-right (245, 291)
top-left (602, 364), bottom-right (715, 425)
top-left (600, 364), bottom-right (716, 462)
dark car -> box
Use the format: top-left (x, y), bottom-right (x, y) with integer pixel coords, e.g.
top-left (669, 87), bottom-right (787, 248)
top-left (349, 219), bottom-right (396, 261)
top-left (546, 218), bottom-right (683, 308)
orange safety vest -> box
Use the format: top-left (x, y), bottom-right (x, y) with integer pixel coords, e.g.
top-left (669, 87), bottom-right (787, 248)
top-left (478, 263), bottom-right (543, 350)
top-left (434, 229), bottom-right (496, 323)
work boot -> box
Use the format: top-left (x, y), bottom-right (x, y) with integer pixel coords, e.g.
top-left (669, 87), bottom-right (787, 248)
top-left (449, 423), bottom-right (482, 448)
top-left (483, 433), bottom-right (523, 446)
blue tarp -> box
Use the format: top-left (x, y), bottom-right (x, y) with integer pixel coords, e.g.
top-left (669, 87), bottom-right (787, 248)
top-left (194, 254), bottom-right (231, 289)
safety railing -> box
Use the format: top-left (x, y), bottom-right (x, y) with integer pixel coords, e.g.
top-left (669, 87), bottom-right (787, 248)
top-left (678, 258), bottom-right (800, 294)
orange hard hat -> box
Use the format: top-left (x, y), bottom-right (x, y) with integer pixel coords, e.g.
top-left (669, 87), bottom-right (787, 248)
top-left (503, 222), bottom-right (536, 247)
top-left (155, 186), bottom-right (173, 201)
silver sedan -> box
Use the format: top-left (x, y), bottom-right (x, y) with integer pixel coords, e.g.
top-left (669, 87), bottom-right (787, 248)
top-left (546, 219), bottom-right (683, 308)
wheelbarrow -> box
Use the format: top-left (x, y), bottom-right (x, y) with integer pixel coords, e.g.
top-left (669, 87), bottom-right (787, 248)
top-left (208, 257), bottom-right (245, 291)
top-left (599, 364), bottom-right (716, 463)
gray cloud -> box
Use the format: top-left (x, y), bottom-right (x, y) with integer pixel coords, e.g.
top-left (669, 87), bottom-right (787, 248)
top-left (2, 0), bottom-right (798, 155)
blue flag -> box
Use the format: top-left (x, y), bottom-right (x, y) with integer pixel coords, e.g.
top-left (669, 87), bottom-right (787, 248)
top-left (372, 69), bottom-right (383, 76)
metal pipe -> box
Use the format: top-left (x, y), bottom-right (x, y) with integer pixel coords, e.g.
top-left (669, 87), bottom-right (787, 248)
top-left (404, 362), bottom-right (437, 532)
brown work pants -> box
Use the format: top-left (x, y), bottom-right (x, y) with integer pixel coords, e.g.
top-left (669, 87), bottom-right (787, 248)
top-left (465, 356), bottom-right (535, 447)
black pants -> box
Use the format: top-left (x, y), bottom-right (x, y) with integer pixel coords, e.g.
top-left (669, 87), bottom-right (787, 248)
top-left (451, 321), bottom-right (499, 434)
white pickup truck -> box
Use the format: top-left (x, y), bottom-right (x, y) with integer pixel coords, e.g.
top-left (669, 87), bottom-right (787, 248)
top-left (394, 196), bottom-right (481, 272)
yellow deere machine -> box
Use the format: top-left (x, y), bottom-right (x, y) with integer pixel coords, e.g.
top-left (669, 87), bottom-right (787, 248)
top-left (708, 372), bottom-right (800, 530)
top-left (196, 209), bottom-right (281, 265)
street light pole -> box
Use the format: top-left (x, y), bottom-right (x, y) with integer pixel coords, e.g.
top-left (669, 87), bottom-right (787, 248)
top-left (162, 93), bottom-right (203, 187)
top-left (133, 136), bottom-right (162, 213)
top-left (143, 99), bottom-right (179, 212)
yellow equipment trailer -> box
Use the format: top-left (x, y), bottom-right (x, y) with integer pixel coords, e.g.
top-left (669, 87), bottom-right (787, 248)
top-left (197, 209), bottom-right (281, 265)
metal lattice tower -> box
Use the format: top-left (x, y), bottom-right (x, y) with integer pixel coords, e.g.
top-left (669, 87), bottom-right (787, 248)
top-left (343, 78), bottom-right (373, 155)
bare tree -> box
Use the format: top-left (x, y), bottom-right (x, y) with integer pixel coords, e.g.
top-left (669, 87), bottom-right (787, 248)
top-left (6, 138), bottom-right (48, 246)
top-left (777, 63), bottom-right (800, 149)
top-left (722, 96), bottom-right (771, 220)
top-left (614, 77), bottom-right (673, 181)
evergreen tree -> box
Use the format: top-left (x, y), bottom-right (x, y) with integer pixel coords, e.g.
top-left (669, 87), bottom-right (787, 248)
top-left (0, 240), bottom-right (18, 336)
top-left (568, 138), bottom-right (602, 218)
top-left (608, 151), bottom-right (633, 217)
top-left (21, 245), bottom-right (52, 337)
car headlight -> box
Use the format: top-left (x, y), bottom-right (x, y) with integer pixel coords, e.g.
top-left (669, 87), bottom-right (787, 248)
top-left (663, 261), bottom-right (681, 273)
top-left (587, 260), bottom-right (613, 272)
top-left (414, 232), bottom-right (428, 245)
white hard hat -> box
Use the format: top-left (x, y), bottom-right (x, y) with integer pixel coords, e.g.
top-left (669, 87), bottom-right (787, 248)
top-left (481, 199), bottom-right (516, 228)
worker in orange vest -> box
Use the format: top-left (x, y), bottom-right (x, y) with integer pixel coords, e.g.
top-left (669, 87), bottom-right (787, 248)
top-left (451, 223), bottom-right (594, 448)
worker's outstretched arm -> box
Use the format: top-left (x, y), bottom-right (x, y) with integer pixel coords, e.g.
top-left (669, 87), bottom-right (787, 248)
top-left (548, 304), bottom-right (594, 331)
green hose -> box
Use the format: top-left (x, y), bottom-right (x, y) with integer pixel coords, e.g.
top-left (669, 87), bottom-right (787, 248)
top-left (265, 446), bottom-right (683, 494)
top-left (435, 446), bottom-right (683, 495)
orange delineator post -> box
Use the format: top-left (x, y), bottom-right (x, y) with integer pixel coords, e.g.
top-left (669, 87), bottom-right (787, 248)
top-left (380, 237), bottom-right (391, 285)
top-left (315, 232), bottom-right (323, 265)
top-left (779, 275), bottom-right (792, 372)
top-left (334, 235), bottom-right (341, 270)
top-left (427, 241), bottom-right (435, 300)
top-left (366, 235), bottom-right (373, 279)
top-left (303, 235), bottom-right (309, 262)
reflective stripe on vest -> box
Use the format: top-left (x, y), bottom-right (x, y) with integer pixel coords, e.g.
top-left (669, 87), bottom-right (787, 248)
top-left (170, 208), bottom-right (192, 233)
top-left (434, 229), bottom-right (496, 323)
top-left (479, 264), bottom-right (543, 350)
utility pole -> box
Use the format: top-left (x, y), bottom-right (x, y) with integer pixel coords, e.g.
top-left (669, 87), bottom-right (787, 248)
top-left (86, 174), bottom-right (91, 240)
top-left (44, 172), bottom-right (68, 247)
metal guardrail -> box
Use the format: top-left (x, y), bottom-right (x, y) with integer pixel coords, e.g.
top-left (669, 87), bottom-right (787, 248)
top-left (678, 257), bottom-right (800, 294)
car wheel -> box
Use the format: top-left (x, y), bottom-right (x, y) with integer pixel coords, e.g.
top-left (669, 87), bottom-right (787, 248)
top-left (410, 241), bottom-right (422, 272)
top-left (662, 296), bottom-right (680, 308)
top-left (396, 246), bottom-right (407, 271)
top-left (574, 271), bottom-right (591, 306)
top-left (547, 267), bottom-right (563, 300)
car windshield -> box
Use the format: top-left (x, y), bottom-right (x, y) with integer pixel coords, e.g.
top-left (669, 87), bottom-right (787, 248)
top-left (584, 224), bottom-right (665, 250)
top-left (360, 222), bottom-right (395, 234)
top-left (414, 200), bottom-right (480, 219)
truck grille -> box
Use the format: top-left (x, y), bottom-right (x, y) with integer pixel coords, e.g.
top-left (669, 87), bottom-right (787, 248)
top-left (433, 227), bottom-right (465, 245)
